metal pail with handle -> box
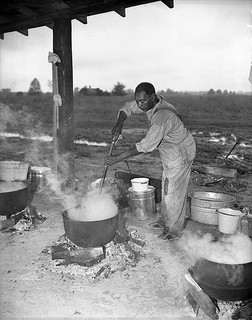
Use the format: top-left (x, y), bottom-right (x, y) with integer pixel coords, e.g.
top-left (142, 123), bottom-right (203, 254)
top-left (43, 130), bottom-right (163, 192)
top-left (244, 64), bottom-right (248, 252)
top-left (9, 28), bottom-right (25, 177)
top-left (128, 186), bottom-right (156, 220)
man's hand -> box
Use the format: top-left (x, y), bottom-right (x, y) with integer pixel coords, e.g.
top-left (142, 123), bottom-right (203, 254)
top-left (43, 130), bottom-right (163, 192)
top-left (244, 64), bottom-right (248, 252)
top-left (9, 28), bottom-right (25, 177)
top-left (104, 155), bottom-right (119, 167)
top-left (104, 146), bottom-right (141, 168)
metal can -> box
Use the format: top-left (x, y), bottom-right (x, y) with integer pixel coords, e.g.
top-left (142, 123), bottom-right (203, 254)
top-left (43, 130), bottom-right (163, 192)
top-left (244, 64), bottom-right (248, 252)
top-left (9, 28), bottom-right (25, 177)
top-left (128, 186), bottom-right (156, 220)
top-left (30, 166), bottom-right (51, 191)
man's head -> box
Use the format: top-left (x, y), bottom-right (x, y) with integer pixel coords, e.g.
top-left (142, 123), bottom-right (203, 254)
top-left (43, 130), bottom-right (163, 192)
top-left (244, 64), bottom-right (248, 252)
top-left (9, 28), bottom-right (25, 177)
top-left (134, 82), bottom-right (157, 112)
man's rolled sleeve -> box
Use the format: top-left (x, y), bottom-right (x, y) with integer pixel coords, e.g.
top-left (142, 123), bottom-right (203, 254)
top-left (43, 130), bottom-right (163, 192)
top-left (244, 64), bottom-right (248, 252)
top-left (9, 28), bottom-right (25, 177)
top-left (118, 101), bottom-right (143, 118)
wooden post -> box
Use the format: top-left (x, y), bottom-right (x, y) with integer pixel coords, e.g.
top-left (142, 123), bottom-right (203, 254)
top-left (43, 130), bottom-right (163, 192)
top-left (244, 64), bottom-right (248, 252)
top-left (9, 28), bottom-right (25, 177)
top-left (48, 52), bottom-right (61, 182)
top-left (53, 18), bottom-right (75, 189)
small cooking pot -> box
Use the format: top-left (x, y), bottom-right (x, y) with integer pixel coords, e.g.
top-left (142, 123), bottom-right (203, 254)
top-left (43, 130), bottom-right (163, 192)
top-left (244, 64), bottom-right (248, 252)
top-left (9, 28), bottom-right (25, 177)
top-left (62, 209), bottom-right (118, 248)
top-left (0, 181), bottom-right (28, 217)
top-left (190, 258), bottom-right (252, 301)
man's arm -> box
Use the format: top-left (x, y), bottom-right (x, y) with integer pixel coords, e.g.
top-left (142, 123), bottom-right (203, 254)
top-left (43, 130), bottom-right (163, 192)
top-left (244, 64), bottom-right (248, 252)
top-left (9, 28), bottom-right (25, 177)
top-left (104, 145), bottom-right (141, 167)
top-left (111, 110), bottom-right (127, 141)
top-left (111, 100), bottom-right (143, 140)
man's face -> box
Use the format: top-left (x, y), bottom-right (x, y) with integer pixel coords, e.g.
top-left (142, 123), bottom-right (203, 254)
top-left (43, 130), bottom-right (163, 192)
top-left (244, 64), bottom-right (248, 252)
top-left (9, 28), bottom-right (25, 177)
top-left (135, 91), bottom-right (154, 112)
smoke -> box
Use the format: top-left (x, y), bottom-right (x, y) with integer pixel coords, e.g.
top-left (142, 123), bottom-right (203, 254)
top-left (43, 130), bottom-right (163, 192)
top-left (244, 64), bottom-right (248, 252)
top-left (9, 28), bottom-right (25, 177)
top-left (0, 102), bottom-right (49, 165)
top-left (0, 103), bottom-right (42, 134)
top-left (0, 104), bottom-right (17, 131)
top-left (178, 230), bottom-right (252, 265)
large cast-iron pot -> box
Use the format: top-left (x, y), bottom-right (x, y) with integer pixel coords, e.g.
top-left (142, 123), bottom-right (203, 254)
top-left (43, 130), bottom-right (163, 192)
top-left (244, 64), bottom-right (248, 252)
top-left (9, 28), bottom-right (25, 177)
top-left (0, 181), bottom-right (28, 217)
top-left (62, 209), bottom-right (118, 248)
top-left (190, 258), bottom-right (252, 301)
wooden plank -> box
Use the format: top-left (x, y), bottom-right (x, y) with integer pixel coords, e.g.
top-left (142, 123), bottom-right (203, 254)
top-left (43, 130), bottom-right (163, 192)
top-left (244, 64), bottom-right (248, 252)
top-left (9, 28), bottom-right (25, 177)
top-left (161, 0), bottom-right (174, 8)
top-left (0, 0), bottom-right (172, 34)
top-left (53, 17), bottom-right (75, 188)
top-left (114, 8), bottom-right (126, 17)
top-left (46, 23), bottom-right (54, 29)
top-left (77, 16), bottom-right (88, 24)
top-left (185, 273), bottom-right (217, 320)
top-left (18, 29), bottom-right (29, 36)
top-left (17, 5), bottom-right (39, 17)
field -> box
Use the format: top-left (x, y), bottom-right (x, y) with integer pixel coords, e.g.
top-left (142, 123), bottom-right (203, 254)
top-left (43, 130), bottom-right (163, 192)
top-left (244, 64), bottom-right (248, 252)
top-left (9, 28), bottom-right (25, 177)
top-left (0, 92), bottom-right (252, 319)
top-left (0, 92), bottom-right (252, 169)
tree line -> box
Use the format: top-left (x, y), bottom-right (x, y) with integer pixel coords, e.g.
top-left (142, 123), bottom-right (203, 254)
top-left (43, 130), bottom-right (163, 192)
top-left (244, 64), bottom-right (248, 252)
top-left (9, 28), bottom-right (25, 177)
top-left (1, 78), bottom-right (243, 96)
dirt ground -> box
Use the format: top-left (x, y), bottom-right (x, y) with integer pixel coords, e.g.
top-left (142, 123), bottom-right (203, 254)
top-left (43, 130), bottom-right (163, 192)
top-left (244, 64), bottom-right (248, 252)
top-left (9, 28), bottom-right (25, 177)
top-left (0, 138), bottom-right (252, 320)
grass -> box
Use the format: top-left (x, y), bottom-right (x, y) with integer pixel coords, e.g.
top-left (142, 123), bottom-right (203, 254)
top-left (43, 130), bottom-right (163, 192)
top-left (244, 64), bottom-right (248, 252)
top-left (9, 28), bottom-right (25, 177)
top-left (0, 91), bottom-right (251, 140)
top-left (0, 91), bottom-right (251, 168)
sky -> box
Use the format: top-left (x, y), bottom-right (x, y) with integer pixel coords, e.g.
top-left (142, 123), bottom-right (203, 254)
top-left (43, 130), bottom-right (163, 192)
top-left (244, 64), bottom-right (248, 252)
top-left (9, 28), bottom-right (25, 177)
top-left (0, 0), bottom-right (251, 93)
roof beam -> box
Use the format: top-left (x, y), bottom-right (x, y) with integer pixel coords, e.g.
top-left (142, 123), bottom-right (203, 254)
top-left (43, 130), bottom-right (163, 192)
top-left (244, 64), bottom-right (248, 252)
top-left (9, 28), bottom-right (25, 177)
top-left (0, 15), bottom-right (9, 23)
top-left (18, 29), bottom-right (29, 36)
top-left (17, 5), bottom-right (38, 17)
top-left (77, 16), bottom-right (88, 24)
top-left (161, 0), bottom-right (174, 8)
top-left (46, 23), bottom-right (54, 29)
top-left (114, 8), bottom-right (126, 18)
top-left (0, 0), bottom-right (174, 35)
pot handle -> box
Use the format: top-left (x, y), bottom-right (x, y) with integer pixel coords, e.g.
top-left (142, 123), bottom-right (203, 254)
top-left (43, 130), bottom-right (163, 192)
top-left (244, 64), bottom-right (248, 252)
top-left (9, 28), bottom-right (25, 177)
top-left (202, 201), bottom-right (211, 208)
top-left (238, 216), bottom-right (249, 235)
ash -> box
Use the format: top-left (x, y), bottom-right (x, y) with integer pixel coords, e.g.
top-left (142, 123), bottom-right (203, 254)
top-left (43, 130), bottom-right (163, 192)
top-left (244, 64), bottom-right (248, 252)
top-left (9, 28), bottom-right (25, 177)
top-left (0, 206), bottom-right (46, 233)
top-left (217, 299), bottom-right (252, 320)
top-left (44, 230), bottom-right (145, 283)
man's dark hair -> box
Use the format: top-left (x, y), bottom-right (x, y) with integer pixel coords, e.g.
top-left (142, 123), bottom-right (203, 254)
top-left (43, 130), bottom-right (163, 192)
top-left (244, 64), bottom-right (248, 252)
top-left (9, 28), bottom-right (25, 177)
top-left (135, 82), bottom-right (155, 95)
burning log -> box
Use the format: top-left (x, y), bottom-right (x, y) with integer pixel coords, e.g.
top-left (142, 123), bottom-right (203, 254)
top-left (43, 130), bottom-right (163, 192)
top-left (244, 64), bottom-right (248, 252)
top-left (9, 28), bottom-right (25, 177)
top-left (185, 273), bottom-right (218, 320)
top-left (45, 230), bottom-right (145, 282)
top-left (0, 206), bottom-right (46, 233)
top-left (185, 273), bottom-right (252, 319)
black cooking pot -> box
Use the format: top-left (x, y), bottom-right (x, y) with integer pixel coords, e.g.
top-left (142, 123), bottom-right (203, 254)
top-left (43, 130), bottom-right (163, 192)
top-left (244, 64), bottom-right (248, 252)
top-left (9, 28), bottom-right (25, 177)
top-left (62, 209), bottom-right (118, 248)
top-left (190, 258), bottom-right (252, 301)
top-left (0, 181), bottom-right (28, 217)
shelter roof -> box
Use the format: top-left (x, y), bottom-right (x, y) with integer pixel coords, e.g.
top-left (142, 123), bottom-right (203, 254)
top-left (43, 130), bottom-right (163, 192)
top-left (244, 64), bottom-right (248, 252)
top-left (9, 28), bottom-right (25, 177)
top-left (0, 0), bottom-right (174, 39)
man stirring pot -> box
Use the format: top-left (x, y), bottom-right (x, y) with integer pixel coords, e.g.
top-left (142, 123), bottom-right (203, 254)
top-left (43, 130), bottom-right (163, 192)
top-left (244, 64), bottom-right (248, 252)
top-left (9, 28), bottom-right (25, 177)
top-left (104, 82), bottom-right (196, 240)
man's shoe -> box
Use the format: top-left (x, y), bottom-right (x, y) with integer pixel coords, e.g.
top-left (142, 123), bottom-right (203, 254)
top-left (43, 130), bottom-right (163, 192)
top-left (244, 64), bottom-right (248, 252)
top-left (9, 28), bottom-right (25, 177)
top-left (149, 218), bottom-right (165, 229)
top-left (158, 230), bottom-right (180, 241)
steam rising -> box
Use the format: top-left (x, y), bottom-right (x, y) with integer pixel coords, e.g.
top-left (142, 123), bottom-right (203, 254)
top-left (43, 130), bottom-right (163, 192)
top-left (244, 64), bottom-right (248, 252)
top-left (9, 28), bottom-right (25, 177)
top-left (178, 230), bottom-right (252, 264)
top-left (0, 103), bottom-right (42, 134)
top-left (0, 102), bottom-right (49, 166)
top-left (1, 102), bottom-right (118, 222)
top-left (68, 190), bottom-right (118, 221)
top-left (0, 104), bottom-right (20, 132)
top-left (46, 172), bottom-right (118, 222)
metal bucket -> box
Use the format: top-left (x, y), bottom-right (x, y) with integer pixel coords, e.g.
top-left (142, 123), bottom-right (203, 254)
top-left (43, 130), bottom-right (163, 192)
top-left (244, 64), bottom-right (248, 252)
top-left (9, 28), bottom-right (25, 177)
top-left (217, 208), bottom-right (242, 234)
top-left (128, 186), bottom-right (156, 221)
top-left (188, 192), bottom-right (236, 225)
top-left (30, 166), bottom-right (51, 190)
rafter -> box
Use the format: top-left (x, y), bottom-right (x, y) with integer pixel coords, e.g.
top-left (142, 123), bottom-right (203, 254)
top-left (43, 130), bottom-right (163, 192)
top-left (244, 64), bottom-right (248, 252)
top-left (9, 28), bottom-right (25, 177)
top-left (114, 8), bottom-right (126, 17)
top-left (77, 16), bottom-right (88, 24)
top-left (46, 23), bottom-right (54, 29)
top-left (18, 29), bottom-right (28, 36)
top-left (161, 0), bottom-right (174, 8)
top-left (0, 0), bottom-right (175, 36)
